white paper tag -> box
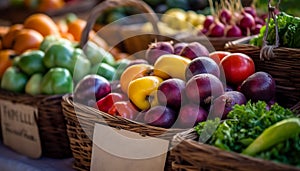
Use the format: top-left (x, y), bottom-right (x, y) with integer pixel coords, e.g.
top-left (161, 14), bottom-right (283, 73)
top-left (0, 99), bottom-right (42, 158)
top-left (91, 123), bottom-right (169, 171)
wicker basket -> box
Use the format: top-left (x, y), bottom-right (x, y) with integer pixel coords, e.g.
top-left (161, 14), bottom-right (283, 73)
top-left (224, 0), bottom-right (300, 108)
top-left (171, 2), bottom-right (300, 170)
top-left (224, 35), bottom-right (300, 108)
top-left (180, 36), bottom-right (244, 52)
top-left (0, 89), bottom-right (71, 158)
top-left (62, 94), bottom-right (185, 171)
top-left (62, 0), bottom-right (187, 170)
top-left (171, 119), bottom-right (300, 171)
top-left (116, 24), bottom-right (242, 54)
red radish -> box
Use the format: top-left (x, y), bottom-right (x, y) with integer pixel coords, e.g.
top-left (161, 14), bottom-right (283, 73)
top-left (145, 41), bottom-right (174, 65)
top-left (204, 15), bottom-right (214, 29)
top-left (219, 9), bottom-right (232, 24)
top-left (252, 24), bottom-right (262, 35)
top-left (255, 17), bottom-right (265, 25)
top-left (208, 21), bottom-right (225, 37)
top-left (226, 24), bottom-right (243, 37)
top-left (233, 12), bottom-right (240, 19)
top-left (239, 12), bottom-right (255, 30)
top-left (244, 6), bottom-right (257, 18)
top-left (199, 28), bottom-right (209, 35)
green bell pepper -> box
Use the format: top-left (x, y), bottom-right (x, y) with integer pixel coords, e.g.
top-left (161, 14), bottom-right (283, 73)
top-left (25, 73), bottom-right (43, 95)
top-left (43, 42), bottom-right (75, 69)
top-left (40, 35), bottom-right (76, 52)
top-left (84, 41), bottom-right (115, 66)
top-left (71, 48), bottom-right (91, 82)
top-left (43, 43), bottom-right (91, 82)
top-left (1, 66), bottom-right (28, 93)
top-left (40, 67), bottom-right (74, 95)
top-left (15, 50), bottom-right (46, 76)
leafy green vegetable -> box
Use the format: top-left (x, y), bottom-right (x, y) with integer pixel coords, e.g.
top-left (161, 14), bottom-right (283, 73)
top-left (251, 12), bottom-right (300, 48)
top-left (194, 101), bottom-right (300, 166)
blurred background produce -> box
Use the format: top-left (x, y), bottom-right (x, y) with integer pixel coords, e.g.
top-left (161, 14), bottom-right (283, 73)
top-left (0, 0), bottom-right (100, 24)
top-left (0, 12), bottom-right (131, 96)
top-left (94, 0), bottom-right (258, 31)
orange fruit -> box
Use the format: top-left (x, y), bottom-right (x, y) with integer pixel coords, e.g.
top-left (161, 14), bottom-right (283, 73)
top-left (0, 50), bottom-right (15, 78)
top-left (0, 26), bottom-right (9, 38)
top-left (60, 32), bottom-right (74, 41)
top-left (67, 18), bottom-right (87, 42)
top-left (37, 0), bottom-right (65, 12)
top-left (2, 24), bottom-right (24, 49)
top-left (24, 13), bottom-right (60, 37)
top-left (12, 29), bottom-right (44, 54)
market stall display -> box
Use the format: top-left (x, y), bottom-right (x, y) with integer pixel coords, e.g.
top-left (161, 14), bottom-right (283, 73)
top-left (0, 11), bottom-right (121, 159)
top-left (0, 0), bottom-right (299, 170)
top-left (171, 101), bottom-right (300, 171)
top-left (225, 2), bottom-right (300, 108)
top-left (170, 0), bottom-right (300, 170)
top-left (61, 0), bottom-right (187, 171)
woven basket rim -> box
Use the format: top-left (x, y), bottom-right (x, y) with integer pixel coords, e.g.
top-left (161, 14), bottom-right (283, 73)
top-left (172, 128), bottom-right (300, 171)
top-left (63, 93), bottom-right (186, 132)
top-left (0, 89), bottom-right (72, 158)
top-left (225, 35), bottom-right (300, 52)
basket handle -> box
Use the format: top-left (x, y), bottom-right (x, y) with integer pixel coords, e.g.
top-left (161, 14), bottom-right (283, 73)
top-left (79, 0), bottom-right (160, 48)
top-left (259, 0), bottom-right (281, 60)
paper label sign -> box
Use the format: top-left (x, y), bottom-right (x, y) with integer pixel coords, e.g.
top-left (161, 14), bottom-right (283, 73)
top-left (91, 123), bottom-right (169, 171)
top-left (0, 99), bottom-right (42, 158)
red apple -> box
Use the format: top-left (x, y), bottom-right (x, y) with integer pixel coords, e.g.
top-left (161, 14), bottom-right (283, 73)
top-left (209, 51), bottom-right (231, 65)
top-left (108, 101), bottom-right (139, 120)
top-left (96, 92), bottom-right (126, 113)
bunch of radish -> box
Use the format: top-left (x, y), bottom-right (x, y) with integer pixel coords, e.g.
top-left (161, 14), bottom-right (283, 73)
top-left (200, 0), bottom-right (266, 37)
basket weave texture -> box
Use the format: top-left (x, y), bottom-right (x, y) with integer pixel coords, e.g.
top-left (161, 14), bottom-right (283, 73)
top-left (180, 36), bottom-right (243, 52)
top-left (62, 94), bottom-right (185, 171)
top-left (171, 124), bottom-right (300, 171)
top-left (0, 89), bottom-right (72, 158)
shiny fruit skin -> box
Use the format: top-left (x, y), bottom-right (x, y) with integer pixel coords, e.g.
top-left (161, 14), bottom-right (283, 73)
top-left (119, 64), bottom-right (153, 94)
top-left (144, 106), bottom-right (177, 128)
top-left (185, 73), bottom-right (224, 105)
top-left (220, 53), bottom-right (255, 85)
top-left (12, 29), bottom-right (44, 54)
top-left (209, 51), bottom-right (231, 65)
top-left (185, 56), bottom-right (220, 81)
top-left (23, 13), bottom-right (60, 37)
